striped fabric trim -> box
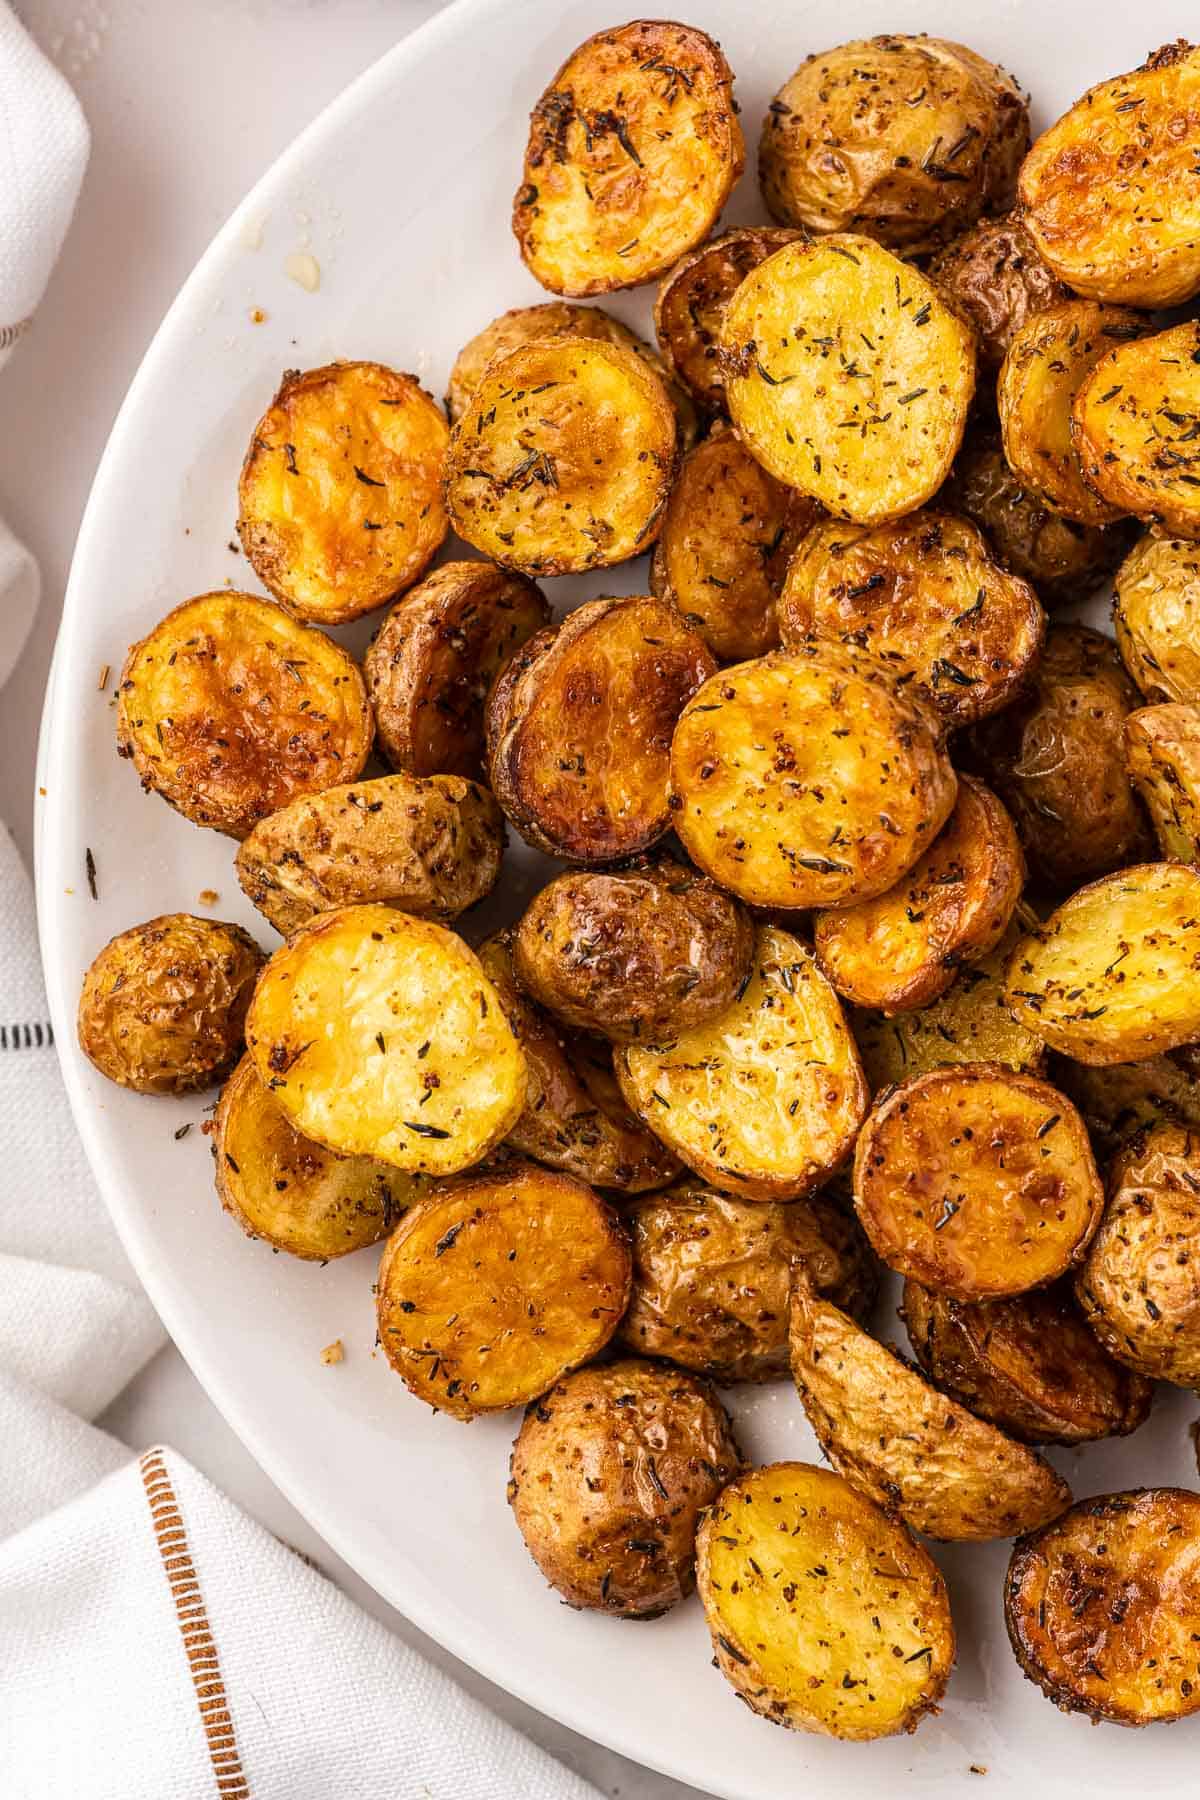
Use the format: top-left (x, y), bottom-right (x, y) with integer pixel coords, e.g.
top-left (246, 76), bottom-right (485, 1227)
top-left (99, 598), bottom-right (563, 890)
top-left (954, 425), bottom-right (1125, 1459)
top-left (0, 1020), bottom-right (54, 1049)
top-left (0, 317), bottom-right (30, 350)
top-left (139, 1450), bottom-right (250, 1798)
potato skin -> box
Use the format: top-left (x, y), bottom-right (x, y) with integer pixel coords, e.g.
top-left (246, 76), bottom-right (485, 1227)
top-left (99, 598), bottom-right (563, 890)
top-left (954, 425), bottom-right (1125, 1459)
top-left (512, 858), bottom-right (753, 1046)
top-left (508, 1360), bottom-right (741, 1617)
top-left (1074, 321), bottom-right (1200, 541)
top-left (1114, 535), bottom-right (1200, 704)
top-left (1125, 704), bottom-right (1200, 863)
top-left (653, 228), bottom-right (803, 413)
top-left (929, 213), bottom-right (1069, 371)
top-left (77, 914), bottom-right (264, 1096)
top-left (1050, 1050), bottom-right (1200, 1160)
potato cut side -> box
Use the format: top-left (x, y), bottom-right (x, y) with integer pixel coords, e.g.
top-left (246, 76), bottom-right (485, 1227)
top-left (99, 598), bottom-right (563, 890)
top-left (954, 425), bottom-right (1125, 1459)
top-left (245, 904), bottom-right (525, 1174)
top-left (696, 1462), bottom-right (954, 1740)
top-left (375, 1163), bottom-right (630, 1418)
top-left (1074, 321), bottom-right (1200, 540)
top-left (722, 235), bottom-right (975, 524)
top-left (1114, 534), bottom-right (1200, 705)
top-left (654, 228), bottom-right (802, 413)
top-left (929, 213), bottom-right (1069, 372)
top-left (1126, 704), bottom-right (1200, 862)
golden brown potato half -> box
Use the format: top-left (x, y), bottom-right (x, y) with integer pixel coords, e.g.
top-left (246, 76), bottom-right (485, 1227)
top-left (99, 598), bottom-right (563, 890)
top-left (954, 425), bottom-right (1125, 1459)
top-left (814, 778), bottom-right (1024, 1016)
top-left (670, 644), bottom-right (957, 911)
top-left (902, 1278), bottom-right (1153, 1446)
top-left (616, 923), bottom-right (868, 1203)
top-left (115, 591), bottom-right (373, 840)
top-left (928, 213), bottom-right (1070, 372)
top-left (236, 361), bottom-right (449, 624)
top-left (214, 1054), bottom-right (422, 1259)
top-left (78, 914), bottom-right (264, 1097)
top-left (477, 930), bottom-right (680, 1194)
top-left (1019, 40), bottom-right (1200, 307)
top-left (486, 595), bottom-right (715, 863)
top-left (445, 338), bottom-right (678, 575)
top-left (375, 1163), bottom-right (630, 1419)
top-left (513, 20), bottom-right (743, 297)
top-left (722, 236), bottom-right (975, 525)
top-left (1049, 1049), bottom-right (1200, 1160)
top-left (778, 511), bottom-right (1045, 732)
top-left (962, 624), bottom-right (1152, 892)
top-left (511, 857), bottom-right (753, 1046)
top-left (245, 904), bottom-right (525, 1174)
top-left (1126, 704), bottom-right (1200, 862)
top-left (1113, 534), bottom-right (1200, 704)
top-left (789, 1286), bottom-right (1073, 1541)
top-left (1074, 321), bottom-right (1200, 540)
top-left (1005, 864), bottom-right (1200, 1065)
top-left (653, 228), bottom-right (803, 413)
top-left (696, 1462), bottom-right (954, 1740)
top-left (619, 1182), bottom-right (879, 1382)
top-left (997, 301), bottom-right (1147, 526)
top-left (1006, 1488), bottom-right (1200, 1725)
top-left (508, 1360), bottom-right (741, 1617)
top-left (234, 774), bottom-right (504, 937)
top-left (363, 561), bottom-right (549, 780)
top-left (649, 427), bottom-right (822, 663)
top-left (758, 35), bottom-right (1027, 256)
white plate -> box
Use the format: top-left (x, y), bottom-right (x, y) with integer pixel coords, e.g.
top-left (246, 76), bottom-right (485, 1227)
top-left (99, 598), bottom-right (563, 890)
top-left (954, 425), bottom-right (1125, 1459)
top-left (37, 3), bottom-right (1200, 1794)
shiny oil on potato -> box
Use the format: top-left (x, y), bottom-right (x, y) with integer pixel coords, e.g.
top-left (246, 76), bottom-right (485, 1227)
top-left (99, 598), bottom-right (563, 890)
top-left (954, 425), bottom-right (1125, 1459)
top-left (1125, 704), bottom-right (1200, 862)
top-left (653, 227), bottom-right (802, 413)
top-left (1073, 321), bottom-right (1200, 540)
top-left (1113, 534), bottom-right (1200, 703)
top-left (929, 213), bottom-right (1069, 372)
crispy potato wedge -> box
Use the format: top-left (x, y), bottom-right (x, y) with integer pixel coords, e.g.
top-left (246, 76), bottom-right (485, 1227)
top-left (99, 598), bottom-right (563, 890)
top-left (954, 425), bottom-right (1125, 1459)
top-left (670, 644), bottom-right (957, 911)
top-left (486, 595), bottom-right (715, 863)
top-left (363, 561), bottom-right (549, 780)
top-left (902, 1278), bottom-right (1152, 1446)
top-left (512, 857), bottom-right (753, 1046)
top-left (236, 361), bottom-right (449, 624)
top-left (1019, 40), bottom-right (1200, 307)
top-left (653, 228), bottom-right (802, 413)
top-left (814, 778), bottom-right (1024, 1015)
top-left (778, 511), bottom-right (1044, 731)
top-left (722, 236), bottom-right (975, 525)
top-left (376, 1162), bottom-right (630, 1419)
top-left (115, 591), bottom-right (373, 840)
top-left (78, 914), bottom-right (264, 1097)
top-left (615, 924), bottom-right (868, 1203)
top-left (513, 20), bottom-right (743, 296)
top-left (1113, 534), bottom-right (1200, 704)
top-left (1126, 704), bottom-right (1200, 862)
top-left (929, 213), bottom-right (1069, 372)
top-left (1074, 321), bottom-right (1200, 540)
top-left (1006, 1488), bottom-right (1200, 1725)
top-left (697, 1462), bottom-right (954, 1740)
top-left (1049, 1049), bottom-right (1200, 1159)
top-left (789, 1286), bottom-right (1073, 1540)
top-left (1005, 864), bottom-right (1200, 1064)
top-left (508, 1360), bottom-right (741, 1617)
top-left (245, 904), bottom-right (525, 1174)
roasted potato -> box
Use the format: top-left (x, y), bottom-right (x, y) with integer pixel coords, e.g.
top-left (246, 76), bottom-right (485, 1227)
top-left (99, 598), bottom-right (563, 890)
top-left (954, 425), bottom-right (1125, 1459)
top-left (615, 923), bottom-right (868, 1203)
top-left (236, 361), bottom-right (449, 624)
top-left (619, 1183), bottom-right (879, 1382)
top-left (363, 561), bottom-right (549, 780)
top-left (789, 1285), bottom-right (1073, 1540)
top-left (486, 595), bottom-right (715, 863)
top-left (902, 1278), bottom-right (1152, 1446)
top-left (1113, 534), bottom-right (1200, 704)
top-left (722, 236), bottom-right (975, 525)
top-left (245, 904), bottom-right (526, 1174)
top-left (814, 778), bottom-right (1024, 1015)
top-left (696, 1462), bottom-right (954, 1741)
top-left (649, 427), bottom-right (822, 663)
top-left (1006, 1488), bottom-right (1200, 1725)
top-left (670, 644), bottom-right (957, 911)
top-left (513, 20), bottom-right (743, 296)
top-left (508, 1360), bottom-right (741, 1617)
top-left (1126, 704), bottom-right (1200, 862)
top-left (1074, 321), bottom-right (1200, 541)
top-left (1019, 40), bottom-right (1200, 307)
top-left (928, 213), bottom-right (1069, 372)
top-left (1049, 1049), bottom-right (1200, 1160)
top-left (653, 228), bottom-right (802, 413)
top-left (77, 913), bottom-right (264, 1096)
top-left (511, 857), bottom-right (753, 1046)
top-left (115, 591), bottom-right (373, 840)
top-left (376, 1162), bottom-right (630, 1419)
top-left (1005, 864), bottom-right (1200, 1064)
top-left (758, 36), bottom-right (1027, 255)
top-left (779, 511), bottom-right (1044, 732)
top-left (478, 931), bottom-right (680, 1194)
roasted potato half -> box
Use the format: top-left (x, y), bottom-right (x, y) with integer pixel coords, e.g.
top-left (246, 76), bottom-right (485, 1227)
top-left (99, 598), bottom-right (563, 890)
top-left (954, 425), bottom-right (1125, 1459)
top-left (78, 913), bottom-right (264, 1097)
top-left (789, 1286), bottom-right (1073, 1541)
top-left (653, 228), bottom-right (802, 413)
top-left (363, 561), bottom-right (549, 780)
top-left (1074, 321), bottom-right (1200, 541)
top-left (486, 595), bottom-right (715, 863)
top-left (929, 213), bottom-right (1069, 372)
top-left (245, 904), bottom-right (525, 1174)
top-left (115, 591), bottom-right (373, 840)
top-left (1113, 534), bottom-right (1200, 704)
top-left (513, 20), bottom-right (743, 297)
top-left (670, 644), bottom-right (957, 911)
top-left (1126, 704), bottom-right (1200, 862)
top-left (236, 361), bottom-right (449, 625)
top-left (1049, 1049), bottom-right (1200, 1160)
top-left (722, 236), bottom-right (975, 525)
top-left (508, 1360), bottom-right (741, 1617)
top-left (696, 1463), bottom-right (954, 1741)
top-left (1006, 1488), bottom-right (1200, 1725)
top-left (616, 924), bottom-right (868, 1203)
